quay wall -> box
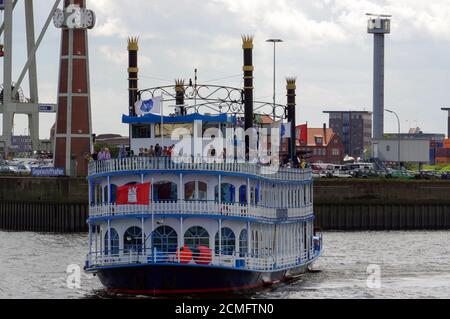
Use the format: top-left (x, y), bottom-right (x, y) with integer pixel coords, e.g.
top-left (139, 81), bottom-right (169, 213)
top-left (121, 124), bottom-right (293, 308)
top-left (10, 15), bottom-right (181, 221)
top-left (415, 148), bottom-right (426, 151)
top-left (0, 177), bottom-right (450, 233)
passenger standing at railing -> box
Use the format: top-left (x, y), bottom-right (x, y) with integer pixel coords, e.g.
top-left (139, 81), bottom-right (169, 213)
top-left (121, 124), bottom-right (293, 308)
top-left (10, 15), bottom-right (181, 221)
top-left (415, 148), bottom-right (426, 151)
top-left (155, 144), bottom-right (162, 157)
top-left (148, 146), bottom-right (155, 157)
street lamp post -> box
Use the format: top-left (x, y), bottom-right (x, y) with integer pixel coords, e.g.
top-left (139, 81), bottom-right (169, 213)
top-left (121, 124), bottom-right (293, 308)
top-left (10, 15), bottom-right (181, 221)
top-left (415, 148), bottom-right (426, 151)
top-left (266, 39), bottom-right (283, 121)
top-left (385, 109), bottom-right (401, 170)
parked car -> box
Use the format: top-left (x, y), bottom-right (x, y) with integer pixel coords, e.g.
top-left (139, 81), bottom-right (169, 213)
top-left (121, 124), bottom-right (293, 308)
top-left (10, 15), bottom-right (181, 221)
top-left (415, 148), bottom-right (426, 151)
top-left (415, 171), bottom-right (441, 180)
top-left (0, 166), bottom-right (18, 174)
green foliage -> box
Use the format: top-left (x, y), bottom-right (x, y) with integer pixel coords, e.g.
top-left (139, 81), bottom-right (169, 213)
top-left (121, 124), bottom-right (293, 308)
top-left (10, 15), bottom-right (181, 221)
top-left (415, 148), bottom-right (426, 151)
top-left (423, 164), bottom-right (450, 172)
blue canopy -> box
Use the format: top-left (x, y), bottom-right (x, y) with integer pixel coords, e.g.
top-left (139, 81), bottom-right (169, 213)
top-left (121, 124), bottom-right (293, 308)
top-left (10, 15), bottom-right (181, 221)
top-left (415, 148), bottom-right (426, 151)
top-left (122, 113), bottom-right (237, 125)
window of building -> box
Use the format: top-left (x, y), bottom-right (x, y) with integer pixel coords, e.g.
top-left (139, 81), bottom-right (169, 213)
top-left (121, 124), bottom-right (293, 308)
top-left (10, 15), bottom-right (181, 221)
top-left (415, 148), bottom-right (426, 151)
top-left (315, 137), bottom-right (323, 145)
top-left (386, 145), bottom-right (391, 152)
top-left (132, 124), bottom-right (151, 139)
top-left (104, 228), bottom-right (120, 256)
top-left (215, 228), bottom-right (236, 256)
top-left (184, 226), bottom-right (210, 248)
top-left (152, 226), bottom-right (178, 253)
top-left (124, 226), bottom-right (143, 253)
top-left (332, 148), bottom-right (340, 156)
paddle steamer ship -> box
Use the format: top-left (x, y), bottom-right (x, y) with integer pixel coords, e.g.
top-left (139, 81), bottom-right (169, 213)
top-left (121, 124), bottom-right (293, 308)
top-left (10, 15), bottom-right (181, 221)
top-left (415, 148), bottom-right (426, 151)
top-left (84, 36), bottom-right (322, 295)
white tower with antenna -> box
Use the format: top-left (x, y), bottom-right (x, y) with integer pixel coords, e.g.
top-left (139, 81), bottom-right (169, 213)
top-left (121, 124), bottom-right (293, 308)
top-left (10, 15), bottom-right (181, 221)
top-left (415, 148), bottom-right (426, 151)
top-left (367, 13), bottom-right (391, 140)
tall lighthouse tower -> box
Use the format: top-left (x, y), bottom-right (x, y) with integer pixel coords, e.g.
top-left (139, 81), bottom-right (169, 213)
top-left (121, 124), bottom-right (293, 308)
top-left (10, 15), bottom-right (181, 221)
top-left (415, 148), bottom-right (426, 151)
top-left (367, 13), bottom-right (391, 140)
top-left (53, 0), bottom-right (96, 176)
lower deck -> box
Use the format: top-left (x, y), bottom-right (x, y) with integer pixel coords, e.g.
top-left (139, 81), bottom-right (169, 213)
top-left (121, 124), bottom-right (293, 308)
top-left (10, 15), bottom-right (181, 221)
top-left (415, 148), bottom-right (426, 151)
top-left (86, 216), bottom-right (322, 273)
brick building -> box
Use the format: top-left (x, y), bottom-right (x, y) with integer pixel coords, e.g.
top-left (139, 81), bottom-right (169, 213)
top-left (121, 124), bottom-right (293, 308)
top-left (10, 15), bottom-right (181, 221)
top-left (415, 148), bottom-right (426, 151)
top-left (297, 125), bottom-right (344, 164)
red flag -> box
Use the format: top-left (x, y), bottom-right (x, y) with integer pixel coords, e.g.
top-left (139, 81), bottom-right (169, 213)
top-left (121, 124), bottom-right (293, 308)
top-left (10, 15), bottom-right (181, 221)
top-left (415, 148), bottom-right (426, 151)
top-left (116, 183), bottom-right (151, 205)
top-left (297, 124), bottom-right (308, 145)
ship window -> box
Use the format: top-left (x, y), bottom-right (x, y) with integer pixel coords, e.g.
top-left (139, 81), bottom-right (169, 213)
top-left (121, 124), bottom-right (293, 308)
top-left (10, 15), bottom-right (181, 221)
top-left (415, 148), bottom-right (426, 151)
top-left (152, 226), bottom-right (178, 253)
top-left (110, 184), bottom-right (118, 203)
top-left (215, 228), bottom-right (236, 256)
top-left (239, 229), bottom-right (248, 257)
top-left (215, 183), bottom-right (236, 204)
top-left (184, 226), bottom-right (210, 248)
top-left (124, 226), bottom-right (143, 253)
top-left (239, 185), bottom-right (247, 204)
top-left (184, 181), bottom-right (208, 201)
top-left (255, 185), bottom-right (260, 205)
top-left (155, 123), bottom-right (193, 138)
top-left (104, 228), bottom-right (120, 256)
top-left (153, 181), bottom-right (177, 202)
top-left (250, 187), bottom-right (255, 205)
top-left (132, 124), bottom-right (151, 139)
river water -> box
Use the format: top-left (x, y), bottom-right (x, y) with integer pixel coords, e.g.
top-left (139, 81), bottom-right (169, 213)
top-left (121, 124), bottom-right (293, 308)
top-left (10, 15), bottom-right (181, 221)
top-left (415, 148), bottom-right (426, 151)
top-left (0, 231), bottom-right (449, 299)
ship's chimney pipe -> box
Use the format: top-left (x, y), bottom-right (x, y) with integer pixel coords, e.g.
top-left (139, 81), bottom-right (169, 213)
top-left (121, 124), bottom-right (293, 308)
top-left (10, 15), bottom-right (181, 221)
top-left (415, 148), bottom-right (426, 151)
top-left (128, 37), bottom-right (139, 116)
top-left (175, 79), bottom-right (186, 115)
top-left (286, 77), bottom-right (297, 165)
top-left (242, 35), bottom-right (254, 159)
top-left (242, 35), bottom-right (254, 131)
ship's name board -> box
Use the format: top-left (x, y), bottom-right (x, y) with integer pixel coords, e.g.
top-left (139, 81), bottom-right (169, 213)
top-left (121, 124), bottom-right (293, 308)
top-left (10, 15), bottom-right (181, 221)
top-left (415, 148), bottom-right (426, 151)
top-left (31, 167), bottom-right (66, 177)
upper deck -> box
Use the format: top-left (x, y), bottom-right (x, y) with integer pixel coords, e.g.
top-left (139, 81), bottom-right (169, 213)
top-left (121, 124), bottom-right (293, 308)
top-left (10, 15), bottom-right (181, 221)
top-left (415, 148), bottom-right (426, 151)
top-left (88, 156), bottom-right (313, 183)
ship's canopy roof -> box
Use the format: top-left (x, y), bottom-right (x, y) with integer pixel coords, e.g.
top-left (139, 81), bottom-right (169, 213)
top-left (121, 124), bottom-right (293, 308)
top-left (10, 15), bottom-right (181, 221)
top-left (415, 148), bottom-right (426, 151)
top-left (122, 113), bottom-right (237, 125)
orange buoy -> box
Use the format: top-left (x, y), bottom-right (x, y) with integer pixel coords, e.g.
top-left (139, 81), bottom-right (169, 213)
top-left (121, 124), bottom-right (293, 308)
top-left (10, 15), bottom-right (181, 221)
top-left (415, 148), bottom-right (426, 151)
top-left (176, 246), bottom-right (193, 264)
top-left (194, 246), bottom-right (212, 265)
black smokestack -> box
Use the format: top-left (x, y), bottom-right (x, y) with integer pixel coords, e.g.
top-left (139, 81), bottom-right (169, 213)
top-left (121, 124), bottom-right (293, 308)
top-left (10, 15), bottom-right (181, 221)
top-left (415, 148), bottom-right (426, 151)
top-left (286, 77), bottom-right (297, 165)
top-left (128, 37), bottom-right (139, 116)
top-left (242, 35), bottom-right (254, 131)
top-left (242, 35), bottom-right (254, 158)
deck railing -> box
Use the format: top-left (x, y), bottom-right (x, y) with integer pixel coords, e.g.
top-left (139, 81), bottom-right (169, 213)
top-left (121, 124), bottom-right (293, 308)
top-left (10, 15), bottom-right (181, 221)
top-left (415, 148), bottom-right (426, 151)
top-left (86, 239), bottom-right (322, 272)
top-left (88, 156), bottom-right (312, 181)
top-left (89, 201), bottom-right (314, 221)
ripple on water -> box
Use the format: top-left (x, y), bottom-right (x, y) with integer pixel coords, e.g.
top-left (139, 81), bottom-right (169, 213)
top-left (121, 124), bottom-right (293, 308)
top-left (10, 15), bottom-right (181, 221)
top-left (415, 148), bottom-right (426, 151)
top-left (1, 231), bottom-right (449, 299)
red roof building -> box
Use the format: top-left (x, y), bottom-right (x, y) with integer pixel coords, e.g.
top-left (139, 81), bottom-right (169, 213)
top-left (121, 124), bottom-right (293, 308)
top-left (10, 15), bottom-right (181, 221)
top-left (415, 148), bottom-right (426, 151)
top-left (297, 124), bottom-right (344, 164)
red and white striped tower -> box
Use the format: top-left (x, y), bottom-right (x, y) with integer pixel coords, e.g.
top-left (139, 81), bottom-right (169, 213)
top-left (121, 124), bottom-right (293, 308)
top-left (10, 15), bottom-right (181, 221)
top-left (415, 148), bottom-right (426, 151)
top-left (53, 0), bottom-right (95, 176)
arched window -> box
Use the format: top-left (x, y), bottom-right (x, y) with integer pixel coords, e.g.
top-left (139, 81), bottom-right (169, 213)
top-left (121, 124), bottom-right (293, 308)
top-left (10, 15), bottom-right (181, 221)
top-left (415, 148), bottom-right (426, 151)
top-left (215, 183), bottom-right (235, 204)
top-left (239, 229), bottom-right (248, 257)
top-left (239, 185), bottom-right (247, 204)
top-left (124, 226), bottom-right (143, 253)
top-left (215, 228), bottom-right (236, 256)
top-left (152, 226), bottom-right (178, 253)
top-left (153, 181), bottom-right (177, 202)
top-left (104, 228), bottom-right (119, 256)
top-left (184, 226), bottom-right (209, 248)
top-left (185, 181), bottom-right (208, 201)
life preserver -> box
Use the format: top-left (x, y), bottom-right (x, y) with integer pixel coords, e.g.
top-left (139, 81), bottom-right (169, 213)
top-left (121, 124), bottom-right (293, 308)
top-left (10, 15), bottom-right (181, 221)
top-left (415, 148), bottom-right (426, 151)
top-left (176, 246), bottom-right (193, 264)
top-left (194, 246), bottom-right (212, 265)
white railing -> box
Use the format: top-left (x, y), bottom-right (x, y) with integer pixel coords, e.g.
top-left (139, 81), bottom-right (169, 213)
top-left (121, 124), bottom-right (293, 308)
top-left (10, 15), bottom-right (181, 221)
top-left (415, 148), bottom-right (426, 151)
top-left (88, 156), bottom-right (312, 182)
top-left (89, 201), bottom-right (314, 221)
top-left (86, 246), bottom-right (322, 272)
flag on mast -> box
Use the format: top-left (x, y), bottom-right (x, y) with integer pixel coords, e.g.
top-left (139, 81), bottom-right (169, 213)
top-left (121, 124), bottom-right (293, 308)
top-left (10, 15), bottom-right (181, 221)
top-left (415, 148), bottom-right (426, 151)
top-left (134, 96), bottom-right (163, 116)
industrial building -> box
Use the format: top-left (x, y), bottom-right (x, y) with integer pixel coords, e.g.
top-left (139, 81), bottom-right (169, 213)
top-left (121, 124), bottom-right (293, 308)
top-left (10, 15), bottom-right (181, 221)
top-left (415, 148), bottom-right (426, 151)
top-left (372, 138), bottom-right (430, 164)
top-left (323, 111), bottom-right (372, 159)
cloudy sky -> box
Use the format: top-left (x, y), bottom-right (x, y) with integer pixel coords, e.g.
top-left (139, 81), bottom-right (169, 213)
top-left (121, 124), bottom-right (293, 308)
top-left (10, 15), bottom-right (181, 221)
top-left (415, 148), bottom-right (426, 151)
top-left (2, 0), bottom-right (450, 138)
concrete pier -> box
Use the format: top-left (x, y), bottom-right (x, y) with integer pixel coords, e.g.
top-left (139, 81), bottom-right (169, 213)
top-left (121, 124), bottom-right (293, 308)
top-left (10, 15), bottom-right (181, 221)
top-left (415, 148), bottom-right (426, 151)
top-left (0, 177), bottom-right (449, 233)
